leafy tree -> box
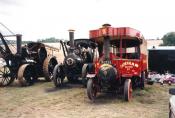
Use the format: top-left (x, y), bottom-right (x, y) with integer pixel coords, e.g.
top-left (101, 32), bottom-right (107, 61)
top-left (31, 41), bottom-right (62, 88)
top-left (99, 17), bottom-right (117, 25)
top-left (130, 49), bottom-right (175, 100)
top-left (37, 37), bottom-right (61, 43)
top-left (161, 32), bottom-right (175, 46)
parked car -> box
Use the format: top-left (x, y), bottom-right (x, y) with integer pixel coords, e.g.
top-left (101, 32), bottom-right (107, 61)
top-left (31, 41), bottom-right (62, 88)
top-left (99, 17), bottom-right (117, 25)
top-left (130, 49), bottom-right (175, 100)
top-left (147, 71), bottom-right (162, 85)
top-left (160, 74), bottom-right (175, 85)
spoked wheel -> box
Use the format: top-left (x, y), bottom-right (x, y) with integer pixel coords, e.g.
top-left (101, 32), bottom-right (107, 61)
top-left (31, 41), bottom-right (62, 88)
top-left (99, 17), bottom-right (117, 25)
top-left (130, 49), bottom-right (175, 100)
top-left (87, 78), bottom-right (97, 101)
top-left (43, 57), bottom-right (58, 81)
top-left (18, 64), bottom-right (37, 86)
top-left (53, 64), bottom-right (64, 87)
top-left (124, 79), bottom-right (132, 101)
top-left (0, 65), bottom-right (15, 87)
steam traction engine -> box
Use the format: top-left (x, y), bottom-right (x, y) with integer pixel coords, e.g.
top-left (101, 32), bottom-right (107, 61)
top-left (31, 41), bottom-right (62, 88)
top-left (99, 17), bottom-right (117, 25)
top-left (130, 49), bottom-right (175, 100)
top-left (0, 32), bottom-right (58, 86)
top-left (53, 30), bottom-right (96, 87)
top-left (86, 24), bottom-right (148, 101)
top-left (23, 42), bottom-right (58, 81)
top-left (0, 33), bottom-right (37, 86)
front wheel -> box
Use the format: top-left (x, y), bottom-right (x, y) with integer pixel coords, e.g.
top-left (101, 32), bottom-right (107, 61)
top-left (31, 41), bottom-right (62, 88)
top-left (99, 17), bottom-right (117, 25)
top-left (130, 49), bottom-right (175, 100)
top-left (124, 79), bottom-right (132, 101)
top-left (87, 79), bottom-right (97, 101)
top-left (53, 65), bottom-right (64, 87)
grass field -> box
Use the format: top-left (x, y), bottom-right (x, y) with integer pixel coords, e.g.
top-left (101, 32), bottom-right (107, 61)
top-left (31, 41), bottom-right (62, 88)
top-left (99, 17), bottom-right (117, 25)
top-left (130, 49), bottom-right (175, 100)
top-left (0, 80), bottom-right (172, 118)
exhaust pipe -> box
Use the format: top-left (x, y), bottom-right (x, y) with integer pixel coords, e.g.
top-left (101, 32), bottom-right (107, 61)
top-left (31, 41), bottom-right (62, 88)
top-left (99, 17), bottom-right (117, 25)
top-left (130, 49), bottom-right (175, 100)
top-left (68, 29), bottom-right (75, 52)
top-left (16, 34), bottom-right (22, 54)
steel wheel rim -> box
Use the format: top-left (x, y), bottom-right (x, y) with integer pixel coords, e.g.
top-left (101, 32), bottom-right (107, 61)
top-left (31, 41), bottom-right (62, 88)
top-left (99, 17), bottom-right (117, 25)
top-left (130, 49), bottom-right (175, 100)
top-left (0, 66), bottom-right (11, 86)
top-left (48, 59), bottom-right (57, 79)
top-left (92, 84), bottom-right (97, 98)
top-left (56, 77), bottom-right (61, 86)
top-left (24, 67), bottom-right (35, 85)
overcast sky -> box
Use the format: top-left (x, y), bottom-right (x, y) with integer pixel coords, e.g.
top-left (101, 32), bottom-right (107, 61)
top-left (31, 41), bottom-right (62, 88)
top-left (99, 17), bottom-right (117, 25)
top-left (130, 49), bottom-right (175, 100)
top-left (0, 0), bottom-right (175, 41)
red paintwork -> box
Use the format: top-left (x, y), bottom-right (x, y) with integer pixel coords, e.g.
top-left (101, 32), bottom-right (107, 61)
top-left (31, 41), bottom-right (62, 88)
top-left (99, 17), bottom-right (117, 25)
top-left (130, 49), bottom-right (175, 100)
top-left (90, 25), bottom-right (147, 80)
top-left (90, 27), bottom-right (143, 41)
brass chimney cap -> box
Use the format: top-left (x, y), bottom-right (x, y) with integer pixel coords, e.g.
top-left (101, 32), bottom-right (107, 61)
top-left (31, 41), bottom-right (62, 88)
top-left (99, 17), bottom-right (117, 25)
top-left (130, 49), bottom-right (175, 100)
top-left (68, 29), bottom-right (75, 32)
top-left (16, 34), bottom-right (22, 36)
top-left (102, 24), bottom-right (111, 27)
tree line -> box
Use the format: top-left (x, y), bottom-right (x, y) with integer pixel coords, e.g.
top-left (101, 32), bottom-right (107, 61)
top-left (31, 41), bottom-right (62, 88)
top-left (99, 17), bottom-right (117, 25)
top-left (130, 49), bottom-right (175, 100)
top-left (160, 32), bottom-right (175, 46)
top-left (37, 37), bottom-right (61, 43)
top-left (0, 37), bottom-right (62, 45)
top-left (1, 33), bottom-right (175, 46)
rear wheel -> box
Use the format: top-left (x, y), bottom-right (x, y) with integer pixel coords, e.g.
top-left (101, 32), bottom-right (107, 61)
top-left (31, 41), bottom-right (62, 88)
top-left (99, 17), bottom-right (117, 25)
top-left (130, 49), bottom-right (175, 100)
top-left (43, 57), bottom-right (58, 81)
top-left (140, 71), bottom-right (145, 89)
top-left (87, 79), bottom-right (97, 101)
top-left (124, 79), bottom-right (132, 101)
top-left (53, 65), bottom-right (64, 87)
top-left (18, 64), bottom-right (37, 86)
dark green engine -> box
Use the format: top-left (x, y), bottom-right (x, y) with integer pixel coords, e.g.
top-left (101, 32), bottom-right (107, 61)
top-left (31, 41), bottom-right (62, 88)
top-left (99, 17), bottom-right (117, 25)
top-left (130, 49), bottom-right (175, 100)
top-left (98, 64), bottom-right (118, 89)
top-left (53, 30), bottom-right (96, 87)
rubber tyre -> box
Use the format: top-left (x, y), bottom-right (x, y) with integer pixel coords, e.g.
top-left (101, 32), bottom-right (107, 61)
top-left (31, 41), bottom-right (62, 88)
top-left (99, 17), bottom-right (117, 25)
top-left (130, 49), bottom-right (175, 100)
top-left (87, 79), bottom-right (96, 101)
top-left (140, 72), bottom-right (145, 89)
top-left (124, 79), bottom-right (132, 101)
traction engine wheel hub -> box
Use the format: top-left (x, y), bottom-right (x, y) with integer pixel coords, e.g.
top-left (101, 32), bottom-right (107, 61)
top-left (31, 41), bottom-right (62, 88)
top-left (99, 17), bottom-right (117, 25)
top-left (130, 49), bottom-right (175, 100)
top-left (66, 58), bottom-right (74, 66)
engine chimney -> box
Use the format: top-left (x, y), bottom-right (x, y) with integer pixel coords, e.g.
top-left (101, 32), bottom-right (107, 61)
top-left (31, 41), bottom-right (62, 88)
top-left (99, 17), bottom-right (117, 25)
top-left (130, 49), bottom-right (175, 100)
top-left (68, 29), bottom-right (75, 52)
top-left (102, 24), bottom-right (111, 61)
top-left (16, 34), bottom-right (22, 54)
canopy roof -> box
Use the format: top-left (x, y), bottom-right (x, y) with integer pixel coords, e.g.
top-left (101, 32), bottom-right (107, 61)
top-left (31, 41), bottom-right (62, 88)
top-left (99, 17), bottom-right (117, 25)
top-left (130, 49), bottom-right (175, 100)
top-left (89, 24), bottom-right (145, 45)
top-left (66, 39), bottom-right (97, 49)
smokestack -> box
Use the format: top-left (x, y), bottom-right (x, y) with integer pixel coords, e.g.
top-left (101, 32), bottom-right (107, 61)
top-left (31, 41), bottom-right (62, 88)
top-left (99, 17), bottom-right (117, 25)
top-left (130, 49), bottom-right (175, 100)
top-left (102, 24), bottom-right (111, 61)
top-left (68, 29), bottom-right (75, 50)
top-left (102, 23), bottom-right (111, 27)
top-left (103, 37), bottom-right (110, 60)
top-left (16, 34), bottom-right (22, 54)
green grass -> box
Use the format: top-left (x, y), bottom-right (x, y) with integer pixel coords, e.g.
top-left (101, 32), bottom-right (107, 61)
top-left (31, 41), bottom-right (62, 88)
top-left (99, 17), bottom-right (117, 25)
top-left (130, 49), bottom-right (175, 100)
top-left (0, 81), bottom-right (173, 118)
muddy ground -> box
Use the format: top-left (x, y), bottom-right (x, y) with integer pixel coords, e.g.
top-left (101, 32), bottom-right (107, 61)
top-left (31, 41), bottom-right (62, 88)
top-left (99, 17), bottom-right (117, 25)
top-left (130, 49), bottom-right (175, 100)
top-left (0, 80), bottom-right (172, 118)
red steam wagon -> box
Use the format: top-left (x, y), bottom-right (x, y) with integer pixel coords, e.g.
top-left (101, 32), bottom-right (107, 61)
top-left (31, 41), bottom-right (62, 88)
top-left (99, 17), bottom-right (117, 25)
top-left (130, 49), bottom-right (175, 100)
top-left (84, 24), bottom-right (148, 101)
